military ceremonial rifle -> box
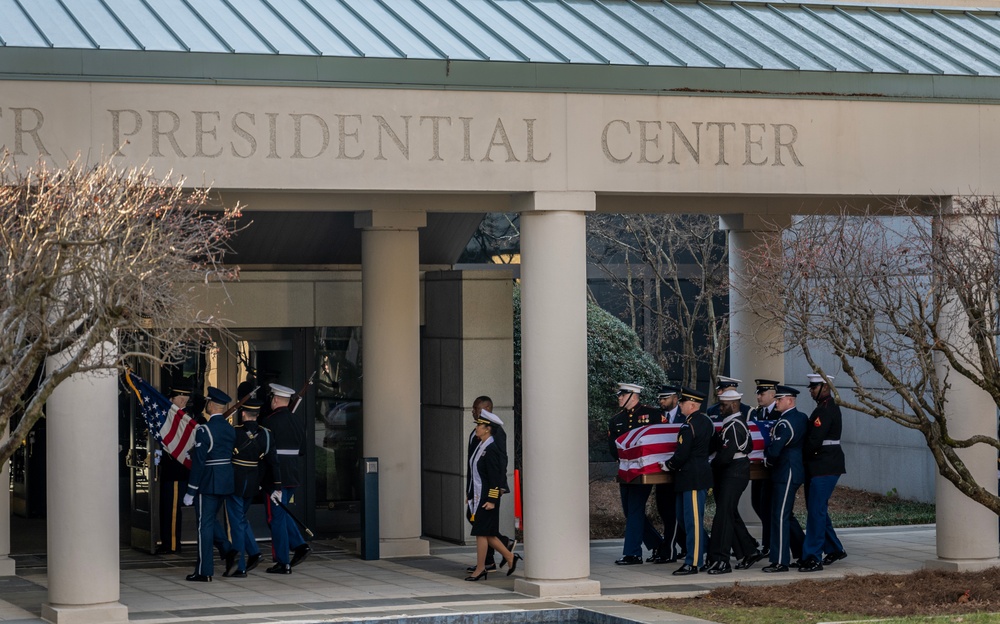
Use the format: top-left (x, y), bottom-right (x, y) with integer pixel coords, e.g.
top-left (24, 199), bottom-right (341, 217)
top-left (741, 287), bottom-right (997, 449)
top-left (222, 386), bottom-right (261, 420)
top-left (275, 499), bottom-right (315, 538)
top-left (290, 370), bottom-right (317, 414)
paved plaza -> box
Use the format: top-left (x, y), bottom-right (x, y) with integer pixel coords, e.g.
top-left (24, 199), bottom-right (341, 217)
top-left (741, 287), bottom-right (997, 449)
top-left (0, 524), bottom-right (940, 624)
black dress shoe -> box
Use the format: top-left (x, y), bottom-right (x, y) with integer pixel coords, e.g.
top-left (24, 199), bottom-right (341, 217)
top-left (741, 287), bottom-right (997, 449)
top-left (822, 550), bottom-right (847, 566)
top-left (699, 561), bottom-right (716, 572)
top-left (799, 558), bottom-right (824, 572)
top-left (759, 547), bottom-right (769, 558)
top-left (290, 544), bottom-right (311, 567)
top-left (266, 563), bottom-right (292, 574)
top-left (246, 553), bottom-right (262, 573)
top-left (185, 573), bottom-right (212, 582)
top-left (506, 553), bottom-right (522, 576)
top-left (762, 563), bottom-right (790, 573)
top-left (615, 555), bottom-right (643, 565)
top-left (708, 562), bottom-right (732, 575)
top-left (792, 558), bottom-right (804, 569)
top-left (672, 563), bottom-right (698, 576)
top-left (467, 563), bottom-right (497, 573)
top-left (223, 550), bottom-right (239, 577)
top-left (735, 550), bottom-right (765, 570)
top-left (230, 570), bottom-right (247, 578)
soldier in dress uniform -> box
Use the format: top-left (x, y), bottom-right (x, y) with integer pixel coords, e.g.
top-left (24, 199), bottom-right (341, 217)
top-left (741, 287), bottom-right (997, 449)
top-left (183, 386), bottom-right (236, 582)
top-left (663, 387), bottom-right (714, 575)
top-left (706, 377), bottom-right (752, 421)
top-left (745, 378), bottom-right (780, 562)
top-left (797, 373), bottom-right (847, 571)
top-left (706, 387), bottom-right (759, 574)
top-left (761, 385), bottom-right (808, 573)
top-left (155, 382), bottom-right (192, 555)
top-left (225, 397), bottom-right (282, 578)
top-left (465, 395), bottom-right (515, 574)
top-left (262, 382), bottom-right (310, 574)
top-left (607, 382), bottom-right (665, 565)
top-left (651, 385), bottom-right (685, 563)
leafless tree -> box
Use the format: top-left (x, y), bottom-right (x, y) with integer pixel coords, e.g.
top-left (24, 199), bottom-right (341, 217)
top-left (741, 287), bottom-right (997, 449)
top-left (587, 213), bottom-right (729, 388)
top-left (737, 197), bottom-right (1000, 512)
top-left (0, 156), bottom-right (241, 466)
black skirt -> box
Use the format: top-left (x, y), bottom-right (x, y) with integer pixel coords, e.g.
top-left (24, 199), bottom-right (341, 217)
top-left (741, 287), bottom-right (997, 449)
top-left (470, 500), bottom-right (501, 537)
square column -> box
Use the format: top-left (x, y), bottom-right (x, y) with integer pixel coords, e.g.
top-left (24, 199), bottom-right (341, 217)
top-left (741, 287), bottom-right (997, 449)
top-left (356, 210), bottom-right (430, 557)
top-left (42, 347), bottom-right (128, 624)
top-left (513, 192), bottom-right (600, 598)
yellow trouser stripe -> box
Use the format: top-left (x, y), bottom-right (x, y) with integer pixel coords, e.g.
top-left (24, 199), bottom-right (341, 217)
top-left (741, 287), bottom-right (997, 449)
top-left (170, 482), bottom-right (179, 550)
top-left (690, 490), bottom-right (701, 563)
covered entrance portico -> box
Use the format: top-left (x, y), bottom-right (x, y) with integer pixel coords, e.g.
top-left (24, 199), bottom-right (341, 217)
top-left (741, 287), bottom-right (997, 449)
top-left (1, 0), bottom-right (1000, 620)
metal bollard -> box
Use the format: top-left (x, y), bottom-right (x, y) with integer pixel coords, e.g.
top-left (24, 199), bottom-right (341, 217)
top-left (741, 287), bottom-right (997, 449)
top-left (360, 457), bottom-right (379, 560)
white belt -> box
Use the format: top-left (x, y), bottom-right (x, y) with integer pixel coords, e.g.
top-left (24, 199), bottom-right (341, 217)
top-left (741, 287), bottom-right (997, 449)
top-left (733, 453), bottom-right (748, 459)
top-left (205, 459), bottom-right (229, 465)
top-left (277, 449), bottom-right (299, 455)
top-left (822, 440), bottom-right (841, 446)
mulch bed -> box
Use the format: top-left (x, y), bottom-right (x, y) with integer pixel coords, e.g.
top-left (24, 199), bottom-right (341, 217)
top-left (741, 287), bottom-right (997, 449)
top-left (641, 568), bottom-right (1000, 617)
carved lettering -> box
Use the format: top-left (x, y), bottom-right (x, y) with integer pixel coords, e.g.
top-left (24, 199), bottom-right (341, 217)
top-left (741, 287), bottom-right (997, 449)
top-left (637, 120), bottom-right (663, 164)
top-left (773, 123), bottom-right (803, 167)
top-left (667, 122), bottom-right (700, 164)
top-left (148, 110), bottom-right (186, 158)
top-left (707, 122), bottom-right (736, 166)
top-left (291, 113), bottom-right (330, 159)
top-left (230, 112), bottom-right (256, 158)
top-left (266, 112), bottom-right (280, 159)
top-left (374, 115), bottom-right (409, 161)
top-left (482, 118), bottom-right (518, 162)
top-left (743, 123), bottom-right (768, 166)
top-left (460, 117), bottom-right (473, 162)
top-left (336, 114), bottom-right (364, 160)
top-left (420, 115), bottom-right (451, 161)
top-left (11, 108), bottom-right (49, 156)
top-left (109, 109), bottom-right (142, 157)
top-left (524, 118), bottom-right (550, 163)
top-left (193, 111), bottom-right (222, 158)
top-left (602, 119), bottom-right (631, 163)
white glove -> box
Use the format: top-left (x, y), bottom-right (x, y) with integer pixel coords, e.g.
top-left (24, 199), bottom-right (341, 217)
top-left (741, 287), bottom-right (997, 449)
top-left (183, 493), bottom-right (194, 506)
top-left (270, 490), bottom-right (282, 505)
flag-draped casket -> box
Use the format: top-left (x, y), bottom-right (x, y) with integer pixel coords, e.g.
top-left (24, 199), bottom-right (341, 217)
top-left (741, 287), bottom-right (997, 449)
top-left (616, 421), bottom-right (773, 483)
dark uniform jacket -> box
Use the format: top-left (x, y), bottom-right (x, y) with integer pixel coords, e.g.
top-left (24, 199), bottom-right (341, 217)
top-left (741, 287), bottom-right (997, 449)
top-left (262, 406), bottom-right (304, 488)
top-left (467, 438), bottom-right (506, 513)
top-left (711, 412), bottom-right (753, 480)
top-left (803, 396), bottom-right (846, 478)
top-left (664, 411), bottom-right (714, 492)
top-left (232, 421), bottom-right (281, 499)
top-left (765, 407), bottom-right (808, 485)
top-left (186, 413), bottom-right (235, 497)
top-left (706, 402), bottom-right (752, 422)
top-left (607, 405), bottom-right (663, 458)
top-left (468, 425), bottom-right (509, 492)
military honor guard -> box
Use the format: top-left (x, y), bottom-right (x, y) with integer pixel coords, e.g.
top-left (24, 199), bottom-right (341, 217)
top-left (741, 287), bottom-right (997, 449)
top-left (798, 373), bottom-right (847, 571)
top-left (762, 385), bottom-right (808, 573)
top-left (183, 386), bottom-right (236, 582)
top-left (662, 388), bottom-right (714, 575)
top-left (747, 378), bottom-right (780, 559)
top-left (607, 382), bottom-right (665, 565)
top-left (262, 382), bottom-right (311, 574)
top-left (651, 385), bottom-right (685, 563)
top-left (706, 376), bottom-right (752, 421)
top-left (225, 397), bottom-right (282, 577)
top-left (156, 382), bottom-right (193, 555)
top-left (706, 387), bottom-right (761, 574)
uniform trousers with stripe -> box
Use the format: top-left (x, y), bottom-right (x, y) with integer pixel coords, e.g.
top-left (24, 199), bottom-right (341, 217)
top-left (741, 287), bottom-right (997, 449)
top-left (675, 489), bottom-right (708, 567)
top-left (226, 494), bottom-right (260, 571)
top-left (195, 493), bottom-right (231, 577)
top-left (267, 488), bottom-right (306, 565)
top-left (618, 483), bottom-right (663, 558)
top-left (801, 475), bottom-right (844, 561)
top-left (769, 479), bottom-right (801, 566)
top-left (749, 478), bottom-right (772, 550)
top-left (654, 483), bottom-right (685, 557)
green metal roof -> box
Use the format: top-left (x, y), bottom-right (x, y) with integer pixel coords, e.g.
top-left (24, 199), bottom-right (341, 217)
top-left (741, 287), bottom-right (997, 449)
top-left (1, 0), bottom-right (999, 100)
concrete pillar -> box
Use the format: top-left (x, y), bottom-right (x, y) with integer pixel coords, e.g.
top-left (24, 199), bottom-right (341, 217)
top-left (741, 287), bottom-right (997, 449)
top-left (513, 192), bottom-right (599, 598)
top-left (420, 270), bottom-right (515, 544)
top-left (722, 215), bottom-right (787, 532)
top-left (927, 208), bottom-right (1000, 571)
top-left (356, 210), bottom-right (430, 557)
top-left (0, 425), bottom-right (14, 576)
top-left (42, 347), bottom-right (128, 623)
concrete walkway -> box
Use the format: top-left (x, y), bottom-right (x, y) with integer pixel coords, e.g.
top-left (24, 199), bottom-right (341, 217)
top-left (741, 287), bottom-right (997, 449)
top-left (0, 525), bottom-right (937, 624)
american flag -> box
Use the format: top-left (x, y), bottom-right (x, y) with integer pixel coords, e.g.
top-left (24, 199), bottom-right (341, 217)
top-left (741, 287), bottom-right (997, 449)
top-left (124, 372), bottom-right (197, 468)
top-left (615, 422), bottom-right (767, 483)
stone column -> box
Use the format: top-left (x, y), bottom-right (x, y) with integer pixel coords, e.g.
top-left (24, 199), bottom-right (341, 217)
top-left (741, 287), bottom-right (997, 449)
top-left (513, 192), bottom-right (600, 597)
top-left (356, 210), bottom-right (430, 557)
top-left (721, 215), bottom-right (787, 531)
top-left (42, 347), bottom-right (128, 623)
top-left (0, 425), bottom-right (14, 576)
top-left (927, 206), bottom-right (1000, 571)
